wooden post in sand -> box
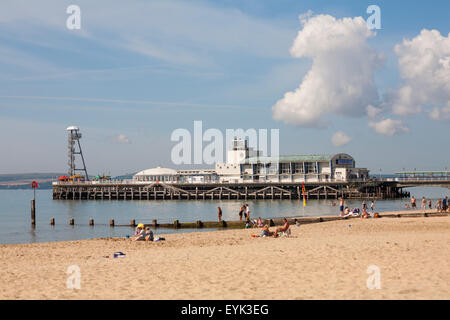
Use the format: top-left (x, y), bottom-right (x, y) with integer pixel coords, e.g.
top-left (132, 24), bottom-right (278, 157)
top-left (31, 200), bottom-right (36, 227)
top-left (31, 181), bottom-right (38, 227)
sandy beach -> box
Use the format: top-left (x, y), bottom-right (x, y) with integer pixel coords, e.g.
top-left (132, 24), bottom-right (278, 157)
top-left (0, 215), bottom-right (449, 300)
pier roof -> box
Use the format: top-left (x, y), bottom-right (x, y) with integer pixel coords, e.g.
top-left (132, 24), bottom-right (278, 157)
top-left (241, 154), bottom-right (334, 164)
top-left (135, 166), bottom-right (177, 176)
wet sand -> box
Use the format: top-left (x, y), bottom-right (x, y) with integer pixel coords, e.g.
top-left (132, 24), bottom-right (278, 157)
top-left (0, 215), bottom-right (449, 299)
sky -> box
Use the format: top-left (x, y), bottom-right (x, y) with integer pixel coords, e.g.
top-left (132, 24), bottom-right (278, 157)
top-left (0, 0), bottom-right (449, 176)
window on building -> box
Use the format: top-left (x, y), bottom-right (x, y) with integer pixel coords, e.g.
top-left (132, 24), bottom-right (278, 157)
top-left (280, 163), bottom-right (291, 174)
top-left (293, 163), bottom-right (304, 174)
top-left (305, 162), bottom-right (317, 173)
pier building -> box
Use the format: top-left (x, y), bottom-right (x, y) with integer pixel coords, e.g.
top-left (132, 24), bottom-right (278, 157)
top-left (133, 138), bottom-right (369, 184)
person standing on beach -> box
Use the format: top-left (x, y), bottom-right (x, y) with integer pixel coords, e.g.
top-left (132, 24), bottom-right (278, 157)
top-left (362, 200), bottom-right (367, 212)
top-left (217, 207), bottom-right (222, 222)
top-left (428, 199), bottom-right (432, 210)
top-left (245, 204), bottom-right (250, 220)
top-left (437, 199), bottom-right (442, 211)
top-left (421, 197), bottom-right (427, 210)
top-left (339, 197), bottom-right (345, 216)
top-left (442, 196), bottom-right (448, 212)
top-left (238, 205), bottom-right (245, 221)
top-left (411, 196), bottom-right (417, 209)
top-left (370, 200), bottom-right (375, 213)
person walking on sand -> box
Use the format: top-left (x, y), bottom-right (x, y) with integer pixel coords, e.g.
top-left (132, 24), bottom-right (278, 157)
top-left (421, 197), bottom-right (427, 210)
top-left (411, 196), bottom-right (417, 209)
top-left (217, 207), bottom-right (222, 222)
top-left (339, 197), bottom-right (345, 216)
top-left (428, 199), bottom-right (432, 210)
top-left (370, 200), bottom-right (375, 213)
top-left (244, 204), bottom-right (250, 220)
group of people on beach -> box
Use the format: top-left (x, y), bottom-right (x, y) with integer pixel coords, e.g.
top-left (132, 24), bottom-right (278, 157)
top-left (336, 194), bottom-right (449, 218)
top-left (338, 198), bottom-right (377, 219)
top-left (258, 217), bottom-right (290, 238)
top-left (133, 224), bottom-right (165, 241)
top-left (406, 195), bottom-right (449, 212)
top-left (133, 224), bottom-right (154, 241)
top-left (217, 204), bottom-right (252, 222)
top-left (218, 204), bottom-right (290, 237)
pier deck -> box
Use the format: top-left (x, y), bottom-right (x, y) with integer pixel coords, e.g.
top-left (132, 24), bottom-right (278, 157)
top-left (52, 180), bottom-right (408, 200)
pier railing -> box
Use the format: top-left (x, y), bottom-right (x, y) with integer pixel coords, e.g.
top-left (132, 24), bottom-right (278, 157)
top-left (52, 177), bottom-right (373, 186)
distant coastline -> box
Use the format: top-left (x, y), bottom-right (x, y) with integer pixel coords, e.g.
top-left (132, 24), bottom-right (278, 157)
top-left (0, 172), bottom-right (135, 189)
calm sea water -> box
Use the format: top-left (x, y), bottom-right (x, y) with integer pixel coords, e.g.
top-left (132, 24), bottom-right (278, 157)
top-left (0, 187), bottom-right (448, 244)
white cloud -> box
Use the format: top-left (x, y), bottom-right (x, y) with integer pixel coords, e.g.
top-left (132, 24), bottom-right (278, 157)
top-left (369, 118), bottom-right (409, 136)
top-left (366, 104), bottom-right (383, 119)
top-left (272, 14), bottom-right (384, 128)
top-left (114, 134), bottom-right (131, 144)
top-left (389, 29), bottom-right (450, 119)
top-left (430, 101), bottom-right (450, 121)
top-left (331, 131), bottom-right (351, 147)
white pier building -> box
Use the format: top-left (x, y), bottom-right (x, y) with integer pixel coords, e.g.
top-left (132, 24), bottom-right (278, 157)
top-left (133, 138), bottom-right (369, 184)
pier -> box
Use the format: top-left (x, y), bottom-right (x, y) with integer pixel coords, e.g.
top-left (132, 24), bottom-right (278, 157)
top-left (52, 179), bottom-right (409, 201)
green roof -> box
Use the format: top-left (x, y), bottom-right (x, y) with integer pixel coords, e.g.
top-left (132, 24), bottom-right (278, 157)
top-left (241, 154), bottom-right (334, 164)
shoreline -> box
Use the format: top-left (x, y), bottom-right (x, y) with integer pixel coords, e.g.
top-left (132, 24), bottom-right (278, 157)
top-left (0, 209), bottom-right (448, 247)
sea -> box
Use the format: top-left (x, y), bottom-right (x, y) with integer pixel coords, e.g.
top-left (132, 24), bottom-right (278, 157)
top-left (0, 187), bottom-right (448, 244)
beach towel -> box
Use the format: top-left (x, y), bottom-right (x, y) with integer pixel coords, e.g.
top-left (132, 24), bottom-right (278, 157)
top-left (113, 252), bottom-right (126, 258)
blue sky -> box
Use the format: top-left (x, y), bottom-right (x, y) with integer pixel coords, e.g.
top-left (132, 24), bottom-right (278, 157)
top-left (0, 0), bottom-right (449, 176)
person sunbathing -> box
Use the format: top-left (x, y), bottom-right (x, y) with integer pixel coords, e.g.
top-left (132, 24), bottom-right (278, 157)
top-left (133, 224), bottom-right (145, 241)
top-left (260, 224), bottom-right (273, 237)
top-left (273, 218), bottom-right (290, 237)
top-left (144, 227), bottom-right (154, 241)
